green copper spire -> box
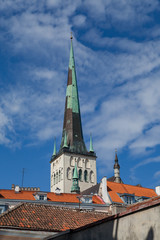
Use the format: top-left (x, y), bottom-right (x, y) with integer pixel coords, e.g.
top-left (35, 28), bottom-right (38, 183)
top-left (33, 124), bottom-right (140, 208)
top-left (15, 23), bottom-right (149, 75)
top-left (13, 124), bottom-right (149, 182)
top-left (53, 138), bottom-right (56, 156)
top-left (89, 133), bottom-right (94, 152)
top-left (71, 163), bottom-right (80, 193)
top-left (63, 131), bottom-right (68, 148)
top-left (59, 35), bottom-right (88, 154)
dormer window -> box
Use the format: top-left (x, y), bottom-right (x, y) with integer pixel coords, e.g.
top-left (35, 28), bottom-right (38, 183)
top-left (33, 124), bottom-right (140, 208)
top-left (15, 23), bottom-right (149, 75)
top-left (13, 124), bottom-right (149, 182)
top-left (39, 195), bottom-right (45, 200)
top-left (119, 193), bottom-right (135, 205)
top-left (33, 192), bottom-right (47, 201)
top-left (78, 195), bottom-right (93, 204)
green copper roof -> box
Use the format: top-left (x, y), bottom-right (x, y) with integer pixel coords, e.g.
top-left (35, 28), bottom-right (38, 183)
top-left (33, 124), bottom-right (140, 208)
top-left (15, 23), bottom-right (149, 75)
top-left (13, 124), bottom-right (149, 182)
top-left (59, 38), bottom-right (89, 155)
top-left (73, 163), bottom-right (78, 179)
top-left (66, 40), bottom-right (79, 113)
top-left (63, 131), bottom-right (68, 148)
top-left (53, 138), bottom-right (56, 156)
top-left (89, 133), bottom-right (94, 152)
top-left (71, 163), bottom-right (80, 193)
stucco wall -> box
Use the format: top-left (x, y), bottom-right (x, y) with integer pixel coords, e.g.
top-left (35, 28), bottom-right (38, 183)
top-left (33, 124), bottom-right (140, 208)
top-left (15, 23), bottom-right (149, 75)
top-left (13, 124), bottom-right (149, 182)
top-left (51, 152), bottom-right (97, 193)
top-left (52, 203), bottom-right (160, 240)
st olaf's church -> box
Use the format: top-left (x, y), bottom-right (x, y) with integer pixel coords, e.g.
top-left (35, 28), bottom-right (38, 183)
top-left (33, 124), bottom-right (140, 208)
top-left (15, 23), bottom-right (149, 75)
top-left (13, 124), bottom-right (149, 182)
top-left (50, 35), bottom-right (124, 194)
top-left (50, 35), bottom-right (97, 194)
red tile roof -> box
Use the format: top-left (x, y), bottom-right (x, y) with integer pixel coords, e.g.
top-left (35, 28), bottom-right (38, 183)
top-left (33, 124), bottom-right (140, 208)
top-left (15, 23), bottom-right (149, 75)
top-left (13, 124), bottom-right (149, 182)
top-left (0, 190), bottom-right (104, 204)
top-left (107, 181), bottom-right (157, 203)
top-left (0, 203), bottom-right (108, 232)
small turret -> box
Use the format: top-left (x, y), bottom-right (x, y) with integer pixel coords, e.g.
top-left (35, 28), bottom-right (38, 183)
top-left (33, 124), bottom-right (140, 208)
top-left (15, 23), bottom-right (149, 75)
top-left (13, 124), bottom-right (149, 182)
top-left (63, 131), bottom-right (68, 148)
top-left (51, 138), bottom-right (56, 160)
top-left (71, 163), bottom-right (80, 193)
top-left (89, 133), bottom-right (94, 153)
top-left (114, 149), bottom-right (121, 183)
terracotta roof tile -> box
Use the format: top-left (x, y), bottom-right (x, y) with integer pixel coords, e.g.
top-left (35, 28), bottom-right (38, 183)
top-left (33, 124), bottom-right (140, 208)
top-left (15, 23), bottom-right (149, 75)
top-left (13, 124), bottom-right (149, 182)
top-left (107, 181), bottom-right (157, 203)
top-left (0, 203), bottom-right (108, 232)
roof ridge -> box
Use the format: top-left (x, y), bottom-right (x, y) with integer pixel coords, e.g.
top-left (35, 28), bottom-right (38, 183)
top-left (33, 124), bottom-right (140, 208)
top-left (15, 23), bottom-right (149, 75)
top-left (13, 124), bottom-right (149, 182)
top-left (108, 181), bottom-right (155, 190)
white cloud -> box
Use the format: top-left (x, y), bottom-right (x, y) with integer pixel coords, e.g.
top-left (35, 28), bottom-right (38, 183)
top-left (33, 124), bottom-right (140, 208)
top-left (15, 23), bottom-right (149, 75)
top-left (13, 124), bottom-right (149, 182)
top-left (0, 0), bottom-right (160, 174)
top-left (154, 171), bottom-right (160, 179)
top-left (72, 15), bottom-right (86, 27)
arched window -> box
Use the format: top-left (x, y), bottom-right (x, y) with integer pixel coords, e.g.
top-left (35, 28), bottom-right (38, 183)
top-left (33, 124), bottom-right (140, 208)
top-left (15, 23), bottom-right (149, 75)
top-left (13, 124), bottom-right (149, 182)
top-left (84, 170), bottom-right (88, 182)
top-left (79, 169), bottom-right (82, 181)
top-left (59, 170), bottom-right (61, 182)
top-left (67, 167), bottom-right (71, 180)
top-left (56, 172), bottom-right (58, 184)
top-left (90, 171), bottom-right (94, 183)
top-left (77, 158), bottom-right (82, 168)
top-left (70, 157), bottom-right (74, 167)
top-left (85, 159), bottom-right (90, 169)
top-left (53, 173), bottom-right (56, 185)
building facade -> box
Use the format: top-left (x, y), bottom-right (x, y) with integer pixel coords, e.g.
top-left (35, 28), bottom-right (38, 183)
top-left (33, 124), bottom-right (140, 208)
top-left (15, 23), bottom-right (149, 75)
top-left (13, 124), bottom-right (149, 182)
top-left (50, 38), bottom-right (97, 193)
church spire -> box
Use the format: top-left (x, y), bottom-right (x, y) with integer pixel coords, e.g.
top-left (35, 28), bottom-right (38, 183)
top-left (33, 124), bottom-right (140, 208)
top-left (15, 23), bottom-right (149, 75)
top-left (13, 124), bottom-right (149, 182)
top-left (59, 36), bottom-right (87, 154)
top-left (114, 149), bottom-right (121, 183)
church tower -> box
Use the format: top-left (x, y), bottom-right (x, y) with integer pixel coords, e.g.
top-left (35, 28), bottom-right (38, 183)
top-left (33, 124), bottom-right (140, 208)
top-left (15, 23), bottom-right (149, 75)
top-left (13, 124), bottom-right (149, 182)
top-left (50, 36), bottom-right (97, 193)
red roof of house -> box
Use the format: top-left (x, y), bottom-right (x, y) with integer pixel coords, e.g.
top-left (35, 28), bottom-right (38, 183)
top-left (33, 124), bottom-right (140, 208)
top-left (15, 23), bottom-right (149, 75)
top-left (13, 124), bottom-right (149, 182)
top-left (107, 181), bottom-right (157, 203)
top-left (0, 203), bottom-right (108, 232)
top-left (0, 190), bottom-right (104, 204)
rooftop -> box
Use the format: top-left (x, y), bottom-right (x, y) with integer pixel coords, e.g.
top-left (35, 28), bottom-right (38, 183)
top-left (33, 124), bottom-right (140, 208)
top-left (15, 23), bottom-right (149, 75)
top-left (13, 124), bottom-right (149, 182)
top-left (107, 181), bottom-right (157, 203)
top-left (81, 181), bottom-right (157, 204)
top-left (0, 189), bottom-right (104, 205)
top-left (0, 203), bottom-right (108, 232)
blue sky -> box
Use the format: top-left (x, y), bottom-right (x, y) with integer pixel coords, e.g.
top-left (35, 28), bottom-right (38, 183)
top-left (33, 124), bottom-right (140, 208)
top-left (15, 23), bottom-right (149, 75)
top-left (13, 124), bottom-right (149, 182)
top-left (0, 0), bottom-right (160, 191)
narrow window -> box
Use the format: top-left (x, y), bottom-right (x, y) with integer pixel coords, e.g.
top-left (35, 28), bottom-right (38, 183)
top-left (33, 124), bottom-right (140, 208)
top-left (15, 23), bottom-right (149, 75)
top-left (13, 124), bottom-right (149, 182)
top-left (59, 170), bottom-right (61, 182)
top-left (67, 167), bottom-right (71, 180)
top-left (84, 170), bottom-right (88, 182)
top-left (56, 172), bottom-right (58, 184)
top-left (79, 169), bottom-right (82, 181)
top-left (53, 174), bottom-right (56, 185)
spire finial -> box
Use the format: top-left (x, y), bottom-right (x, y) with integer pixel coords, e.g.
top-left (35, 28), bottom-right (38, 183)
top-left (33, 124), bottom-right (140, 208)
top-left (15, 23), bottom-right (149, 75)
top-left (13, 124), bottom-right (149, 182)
top-left (115, 148), bottom-right (118, 162)
top-left (70, 32), bottom-right (73, 40)
top-left (89, 133), bottom-right (94, 152)
top-left (53, 137), bottom-right (56, 156)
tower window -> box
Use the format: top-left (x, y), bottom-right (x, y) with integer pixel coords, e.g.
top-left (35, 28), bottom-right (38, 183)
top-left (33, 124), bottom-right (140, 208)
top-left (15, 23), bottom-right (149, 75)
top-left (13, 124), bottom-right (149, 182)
top-left (53, 174), bottom-right (56, 185)
top-left (59, 170), bottom-right (61, 182)
top-left (90, 171), bottom-right (94, 183)
top-left (79, 169), bottom-right (82, 181)
top-left (84, 170), bottom-right (88, 182)
top-left (56, 172), bottom-right (58, 184)
top-left (72, 168), bottom-right (74, 177)
top-left (67, 167), bottom-right (71, 180)
top-left (85, 159), bottom-right (90, 169)
top-left (78, 158), bottom-right (82, 168)
top-left (70, 157), bottom-right (74, 167)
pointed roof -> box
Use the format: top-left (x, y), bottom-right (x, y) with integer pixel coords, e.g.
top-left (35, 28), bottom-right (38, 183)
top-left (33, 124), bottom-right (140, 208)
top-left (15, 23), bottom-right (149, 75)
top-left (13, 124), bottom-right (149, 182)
top-left (53, 138), bottom-right (56, 156)
top-left (114, 149), bottom-right (120, 170)
top-left (89, 133), bottom-right (94, 152)
top-left (73, 163), bottom-right (78, 179)
top-left (71, 163), bottom-right (80, 193)
top-left (59, 37), bottom-right (88, 155)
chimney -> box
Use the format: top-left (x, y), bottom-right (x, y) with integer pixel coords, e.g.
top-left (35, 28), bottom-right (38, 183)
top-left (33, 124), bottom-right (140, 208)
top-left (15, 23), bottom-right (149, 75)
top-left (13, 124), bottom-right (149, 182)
top-left (155, 186), bottom-right (160, 196)
top-left (101, 177), bottom-right (111, 204)
top-left (11, 184), bottom-right (15, 190)
top-left (15, 185), bottom-right (20, 193)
